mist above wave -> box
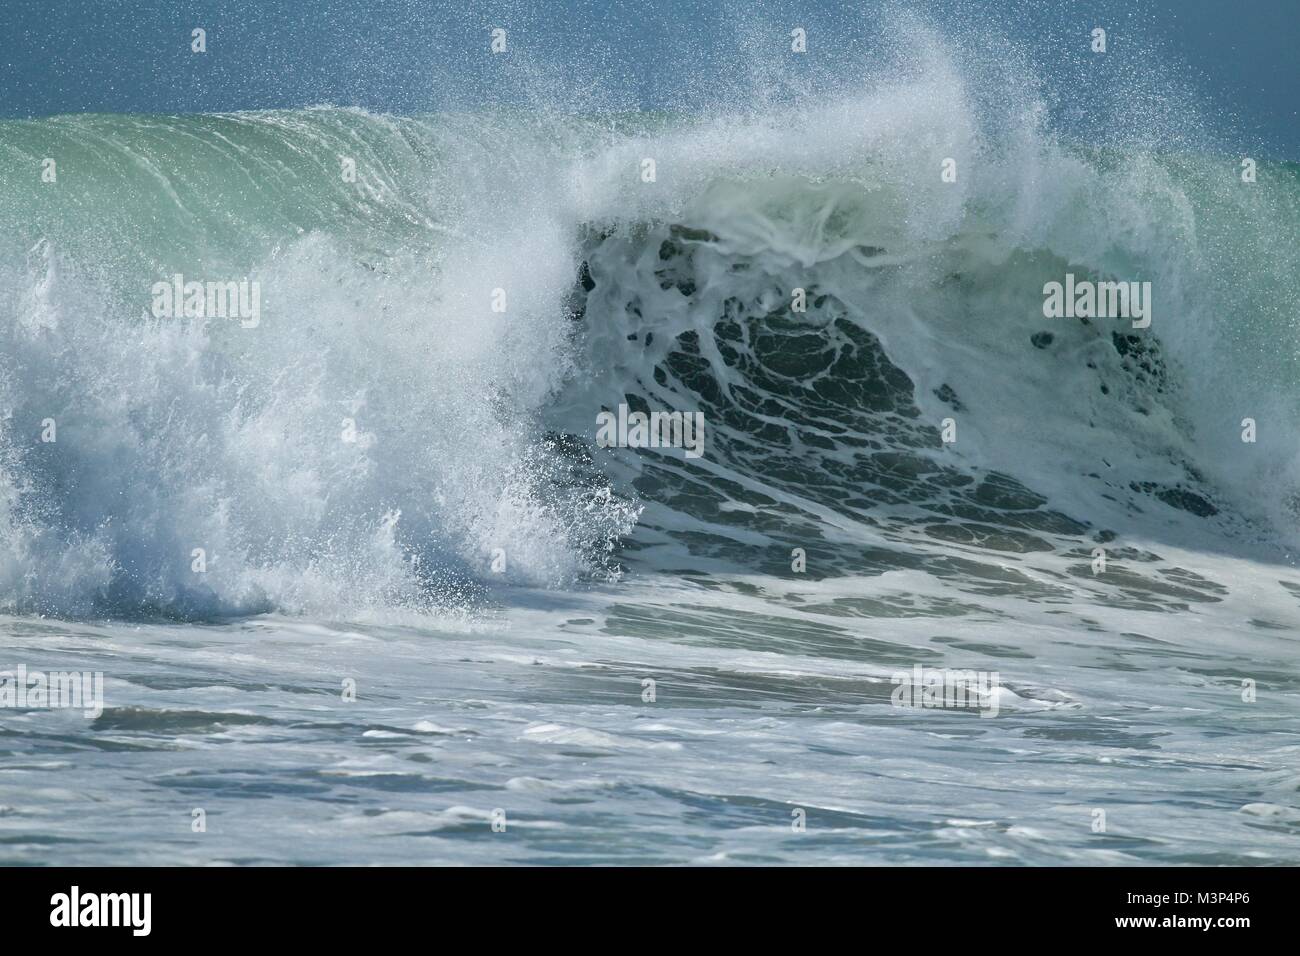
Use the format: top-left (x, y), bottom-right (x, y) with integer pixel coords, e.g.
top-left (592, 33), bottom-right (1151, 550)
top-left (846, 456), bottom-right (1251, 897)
top-left (0, 13), bottom-right (1296, 620)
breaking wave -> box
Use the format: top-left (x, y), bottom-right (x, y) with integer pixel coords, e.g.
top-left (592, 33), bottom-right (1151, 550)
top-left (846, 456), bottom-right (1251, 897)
top-left (1, 19), bottom-right (1297, 619)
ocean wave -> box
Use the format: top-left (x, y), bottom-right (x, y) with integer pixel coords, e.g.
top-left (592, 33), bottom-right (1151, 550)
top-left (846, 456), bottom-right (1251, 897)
top-left (1, 27), bottom-right (1297, 619)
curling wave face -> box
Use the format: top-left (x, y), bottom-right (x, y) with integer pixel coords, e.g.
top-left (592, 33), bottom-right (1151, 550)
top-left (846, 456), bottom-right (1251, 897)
top-left (4, 14), bottom-right (1300, 867)
top-left (0, 31), bottom-right (1298, 621)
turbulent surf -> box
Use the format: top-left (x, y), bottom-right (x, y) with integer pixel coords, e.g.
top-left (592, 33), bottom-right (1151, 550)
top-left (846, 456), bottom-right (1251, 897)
top-left (1, 21), bottom-right (1298, 864)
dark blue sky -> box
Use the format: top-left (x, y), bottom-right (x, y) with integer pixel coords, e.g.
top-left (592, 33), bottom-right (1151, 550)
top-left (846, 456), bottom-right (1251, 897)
top-left (2, 0), bottom-right (1296, 157)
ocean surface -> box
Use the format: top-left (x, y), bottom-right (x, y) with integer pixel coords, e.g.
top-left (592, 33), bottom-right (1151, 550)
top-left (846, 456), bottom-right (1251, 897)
top-left (1, 23), bottom-right (1299, 864)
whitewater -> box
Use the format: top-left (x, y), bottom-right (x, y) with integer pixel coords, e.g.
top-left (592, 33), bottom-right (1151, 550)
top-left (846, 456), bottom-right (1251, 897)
top-left (1, 23), bottom-right (1298, 864)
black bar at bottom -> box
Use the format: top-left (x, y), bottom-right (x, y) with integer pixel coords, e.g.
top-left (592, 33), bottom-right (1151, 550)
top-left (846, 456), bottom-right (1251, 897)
top-left (0, 866), bottom-right (1283, 941)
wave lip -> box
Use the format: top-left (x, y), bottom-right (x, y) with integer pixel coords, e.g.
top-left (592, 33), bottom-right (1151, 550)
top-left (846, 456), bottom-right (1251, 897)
top-left (2, 26), bottom-right (1298, 619)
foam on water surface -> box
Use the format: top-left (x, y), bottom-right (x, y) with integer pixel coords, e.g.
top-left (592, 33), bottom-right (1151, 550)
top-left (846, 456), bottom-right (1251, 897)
top-left (1, 14), bottom-right (1298, 863)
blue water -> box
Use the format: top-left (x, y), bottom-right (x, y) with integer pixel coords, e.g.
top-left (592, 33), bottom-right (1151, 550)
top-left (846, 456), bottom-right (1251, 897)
top-left (1, 6), bottom-right (1298, 865)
